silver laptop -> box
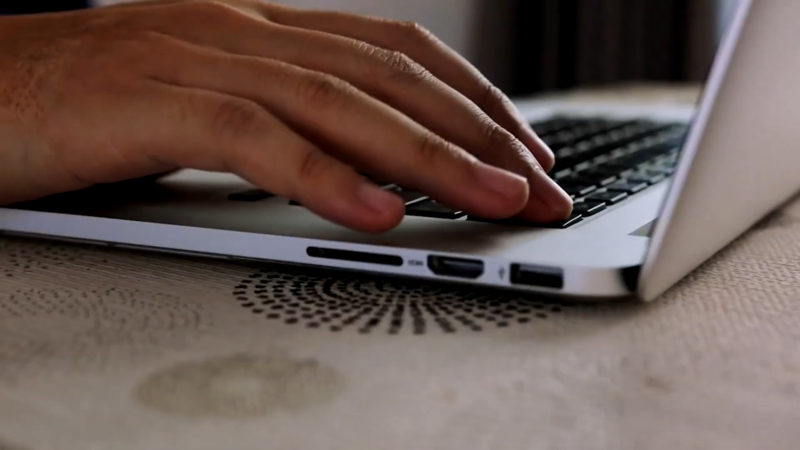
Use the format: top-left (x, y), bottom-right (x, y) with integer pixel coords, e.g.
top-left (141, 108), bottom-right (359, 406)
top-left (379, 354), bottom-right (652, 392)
top-left (1, 0), bottom-right (798, 302)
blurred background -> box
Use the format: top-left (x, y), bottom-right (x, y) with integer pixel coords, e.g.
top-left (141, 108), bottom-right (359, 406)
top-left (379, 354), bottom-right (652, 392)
top-left (22, 0), bottom-right (740, 97)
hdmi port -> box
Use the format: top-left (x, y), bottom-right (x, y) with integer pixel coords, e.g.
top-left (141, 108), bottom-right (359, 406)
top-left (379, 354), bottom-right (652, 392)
top-left (428, 255), bottom-right (484, 279)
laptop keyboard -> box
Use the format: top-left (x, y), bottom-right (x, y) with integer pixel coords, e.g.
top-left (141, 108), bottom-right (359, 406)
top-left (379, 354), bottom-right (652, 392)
top-left (229, 116), bottom-right (689, 229)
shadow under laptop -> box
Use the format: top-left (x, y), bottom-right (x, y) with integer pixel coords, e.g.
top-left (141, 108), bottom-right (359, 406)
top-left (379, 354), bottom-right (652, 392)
top-left (230, 262), bottom-right (645, 338)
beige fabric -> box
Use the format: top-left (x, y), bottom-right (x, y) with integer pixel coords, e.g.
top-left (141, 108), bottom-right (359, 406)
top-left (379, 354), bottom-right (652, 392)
top-left (3, 86), bottom-right (800, 449)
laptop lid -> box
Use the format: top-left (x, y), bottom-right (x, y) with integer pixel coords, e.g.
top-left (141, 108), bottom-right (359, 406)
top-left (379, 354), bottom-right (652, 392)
top-left (638, 0), bottom-right (800, 301)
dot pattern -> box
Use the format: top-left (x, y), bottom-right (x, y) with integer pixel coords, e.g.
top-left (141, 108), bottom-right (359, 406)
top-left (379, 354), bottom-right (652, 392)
top-left (0, 240), bottom-right (97, 279)
top-left (233, 268), bottom-right (575, 335)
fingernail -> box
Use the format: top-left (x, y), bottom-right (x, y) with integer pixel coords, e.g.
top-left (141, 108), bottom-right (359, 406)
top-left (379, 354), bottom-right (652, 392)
top-left (474, 163), bottom-right (529, 200)
top-left (358, 183), bottom-right (403, 215)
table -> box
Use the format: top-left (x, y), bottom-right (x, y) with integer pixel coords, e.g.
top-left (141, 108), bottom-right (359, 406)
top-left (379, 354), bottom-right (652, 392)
top-left (2, 85), bottom-right (800, 450)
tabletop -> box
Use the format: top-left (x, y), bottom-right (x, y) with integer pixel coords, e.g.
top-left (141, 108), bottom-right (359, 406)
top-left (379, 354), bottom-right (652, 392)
top-left (2, 85), bottom-right (800, 450)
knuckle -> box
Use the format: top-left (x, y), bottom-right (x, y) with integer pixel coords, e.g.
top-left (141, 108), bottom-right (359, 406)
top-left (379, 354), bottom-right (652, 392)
top-left (483, 122), bottom-right (518, 155)
top-left (415, 132), bottom-right (450, 165)
top-left (296, 74), bottom-right (349, 110)
top-left (295, 149), bottom-right (330, 184)
top-left (479, 83), bottom-right (510, 115)
top-left (211, 99), bottom-right (263, 141)
top-left (377, 50), bottom-right (429, 83)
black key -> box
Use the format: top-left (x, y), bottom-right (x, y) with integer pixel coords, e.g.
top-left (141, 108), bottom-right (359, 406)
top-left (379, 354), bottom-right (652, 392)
top-left (628, 173), bottom-right (666, 185)
top-left (561, 183), bottom-right (597, 197)
top-left (550, 156), bottom-right (582, 174)
top-left (606, 180), bottom-right (649, 194)
top-left (604, 155), bottom-right (645, 170)
top-left (552, 168), bottom-right (573, 180)
top-left (540, 213), bottom-right (584, 229)
top-left (555, 147), bottom-right (578, 159)
top-left (228, 189), bottom-right (274, 202)
top-left (467, 213), bottom-right (584, 229)
top-left (573, 161), bottom-right (592, 172)
top-left (385, 185), bottom-right (427, 205)
top-left (585, 191), bottom-right (629, 205)
top-left (529, 118), bottom-right (579, 136)
top-left (579, 167), bottom-right (618, 186)
top-left (638, 166), bottom-right (673, 178)
top-left (644, 165), bottom-right (675, 176)
top-left (592, 154), bottom-right (613, 165)
top-left (572, 201), bottom-right (607, 216)
top-left (406, 200), bottom-right (465, 219)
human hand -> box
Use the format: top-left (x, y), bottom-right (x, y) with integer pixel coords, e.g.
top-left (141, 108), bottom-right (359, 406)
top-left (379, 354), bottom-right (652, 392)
top-left (0, 0), bottom-right (572, 233)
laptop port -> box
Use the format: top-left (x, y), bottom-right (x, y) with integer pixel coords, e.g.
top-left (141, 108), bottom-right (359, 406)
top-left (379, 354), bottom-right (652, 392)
top-left (427, 255), bottom-right (484, 279)
top-left (510, 264), bottom-right (564, 289)
top-left (307, 247), bottom-right (403, 267)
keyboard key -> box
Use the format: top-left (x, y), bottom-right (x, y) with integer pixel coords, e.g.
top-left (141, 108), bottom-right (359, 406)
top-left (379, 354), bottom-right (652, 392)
top-left (406, 200), bottom-right (465, 219)
top-left (609, 154), bottom-right (648, 168)
top-left (561, 183), bottom-right (597, 197)
top-left (552, 168), bottom-right (573, 180)
top-left (628, 173), bottom-right (666, 185)
top-left (228, 189), bottom-right (274, 202)
top-left (385, 185), bottom-right (427, 205)
top-left (585, 191), bottom-right (629, 205)
top-left (530, 117), bottom-right (583, 136)
top-left (550, 156), bottom-right (581, 174)
top-left (540, 213), bottom-right (584, 229)
top-left (572, 201), bottom-right (607, 216)
top-left (579, 167), bottom-right (619, 186)
top-left (592, 154), bottom-right (613, 165)
top-left (467, 213), bottom-right (584, 229)
top-left (606, 180), bottom-right (649, 194)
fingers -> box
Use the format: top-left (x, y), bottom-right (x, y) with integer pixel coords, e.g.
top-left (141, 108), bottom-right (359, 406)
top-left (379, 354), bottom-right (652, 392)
top-left (146, 35), bottom-right (531, 220)
top-left (140, 7), bottom-right (570, 221)
top-left (263, 4), bottom-right (556, 172)
top-left (136, 81), bottom-right (406, 233)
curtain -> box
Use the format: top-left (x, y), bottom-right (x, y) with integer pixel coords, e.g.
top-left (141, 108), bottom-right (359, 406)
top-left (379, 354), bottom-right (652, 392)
top-left (507, 0), bottom-right (720, 96)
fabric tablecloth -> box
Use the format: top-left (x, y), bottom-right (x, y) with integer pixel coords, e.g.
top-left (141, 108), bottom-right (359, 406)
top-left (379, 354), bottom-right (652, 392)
top-left (2, 85), bottom-right (800, 450)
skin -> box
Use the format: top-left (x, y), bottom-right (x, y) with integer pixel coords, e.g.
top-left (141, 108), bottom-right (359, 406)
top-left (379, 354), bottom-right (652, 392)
top-left (0, 0), bottom-right (572, 233)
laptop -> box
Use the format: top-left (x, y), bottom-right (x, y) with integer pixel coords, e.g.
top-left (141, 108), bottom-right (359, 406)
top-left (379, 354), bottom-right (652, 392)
top-left (1, 0), bottom-right (798, 302)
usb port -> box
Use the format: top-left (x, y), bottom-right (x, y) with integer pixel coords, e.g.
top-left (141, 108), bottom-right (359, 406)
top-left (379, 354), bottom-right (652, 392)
top-left (510, 264), bottom-right (564, 289)
top-left (427, 255), bottom-right (484, 279)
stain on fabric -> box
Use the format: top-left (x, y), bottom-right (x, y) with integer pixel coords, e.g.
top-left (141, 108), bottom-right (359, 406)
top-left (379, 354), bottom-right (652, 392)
top-left (644, 375), bottom-right (673, 393)
top-left (134, 353), bottom-right (345, 418)
top-left (0, 439), bottom-right (29, 450)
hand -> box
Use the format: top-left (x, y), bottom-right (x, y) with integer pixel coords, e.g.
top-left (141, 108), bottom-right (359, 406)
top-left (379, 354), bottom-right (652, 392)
top-left (0, 0), bottom-right (572, 233)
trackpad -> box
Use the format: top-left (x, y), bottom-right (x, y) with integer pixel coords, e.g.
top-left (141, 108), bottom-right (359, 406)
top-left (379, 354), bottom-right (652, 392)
top-left (631, 220), bottom-right (656, 237)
